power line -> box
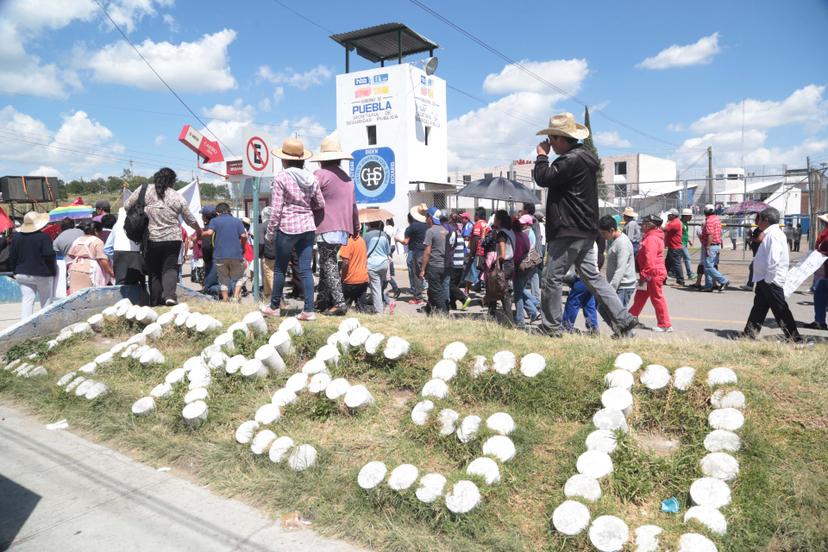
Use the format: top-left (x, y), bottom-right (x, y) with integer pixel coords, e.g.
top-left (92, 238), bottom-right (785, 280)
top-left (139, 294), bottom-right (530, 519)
top-left (92, 0), bottom-right (235, 156)
top-left (269, 0), bottom-right (334, 34)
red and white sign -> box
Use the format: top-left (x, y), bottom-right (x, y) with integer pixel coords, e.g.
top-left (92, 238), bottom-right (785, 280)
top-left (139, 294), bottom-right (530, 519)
top-left (226, 159), bottom-right (243, 176)
top-left (242, 127), bottom-right (273, 176)
top-left (178, 125), bottom-right (224, 164)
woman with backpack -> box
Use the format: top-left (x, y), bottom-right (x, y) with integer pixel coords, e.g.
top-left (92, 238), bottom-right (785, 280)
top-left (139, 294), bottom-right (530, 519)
top-left (124, 167), bottom-right (201, 306)
top-left (364, 220), bottom-right (396, 314)
top-left (513, 214), bottom-right (541, 328)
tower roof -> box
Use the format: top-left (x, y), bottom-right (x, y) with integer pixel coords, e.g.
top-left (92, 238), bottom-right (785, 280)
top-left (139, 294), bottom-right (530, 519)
top-left (330, 23), bottom-right (439, 64)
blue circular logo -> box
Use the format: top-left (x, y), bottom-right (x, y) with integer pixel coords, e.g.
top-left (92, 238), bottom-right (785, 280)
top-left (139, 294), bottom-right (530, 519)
top-left (356, 154), bottom-right (390, 198)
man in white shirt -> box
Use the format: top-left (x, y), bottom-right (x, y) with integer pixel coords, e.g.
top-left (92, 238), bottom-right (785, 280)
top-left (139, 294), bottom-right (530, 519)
top-left (742, 207), bottom-right (802, 342)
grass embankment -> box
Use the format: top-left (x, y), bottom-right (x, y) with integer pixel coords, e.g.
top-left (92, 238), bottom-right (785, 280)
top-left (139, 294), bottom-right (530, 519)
top-left (1, 304), bottom-right (826, 552)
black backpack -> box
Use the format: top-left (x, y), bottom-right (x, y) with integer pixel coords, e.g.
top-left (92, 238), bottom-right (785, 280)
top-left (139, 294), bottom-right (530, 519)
top-left (124, 184), bottom-right (149, 243)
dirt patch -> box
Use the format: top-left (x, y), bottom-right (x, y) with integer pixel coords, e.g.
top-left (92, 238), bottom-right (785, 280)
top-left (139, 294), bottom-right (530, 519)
top-left (633, 430), bottom-right (680, 457)
top-left (390, 389), bottom-right (415, 408)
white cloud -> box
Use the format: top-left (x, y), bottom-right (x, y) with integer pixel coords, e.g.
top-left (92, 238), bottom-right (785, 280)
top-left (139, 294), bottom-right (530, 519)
top-left (86, 29), bottom-right (237, 92)
top-left (106, 0), bottom-right (175, 34)
top-left (258, 98), bottom-right (272, 113)
top-left (202, 99), bottom-right (255, 121)
top-left (154, 134), bottom-right (166, 145)
top-left (667, 122), bottom-right (685, 132)
top-left (594, 131), bottom-right (632, 148)
top-left (5, 0), bottom-right (97, 33)
top-left (482, 58), bottom-right (588, 96)
top-left (257, 64), bottom-right (333, 90)
top-left (162, 13), bottom-right (179, 32)
top-left (273, 86), bottom-right (285, 104)
top-left (29, 165), bottom-right (63, 178)
top-left (637, 32), bottom-right (721, 70)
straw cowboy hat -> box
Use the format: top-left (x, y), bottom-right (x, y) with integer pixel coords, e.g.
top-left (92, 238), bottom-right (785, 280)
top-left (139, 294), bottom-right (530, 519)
top-left (622, 206), bottom-right (638, 218)
top-left (311, 133), bottom-right (353, 162)
top-left (273, 137), bottom-right (312, 161)
top-left (409, 203), bottom-right (428, 223)
top-left (19, 211), bottom-right (50, 233)
top-left (536, 112), bottom-right (590, 140)
top-left (818, 213), bottom-right (828, 224)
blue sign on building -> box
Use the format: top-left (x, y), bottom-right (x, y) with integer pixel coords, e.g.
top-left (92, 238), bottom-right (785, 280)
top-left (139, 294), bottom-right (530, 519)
top-left (350, 147), bottom-right (396, 204)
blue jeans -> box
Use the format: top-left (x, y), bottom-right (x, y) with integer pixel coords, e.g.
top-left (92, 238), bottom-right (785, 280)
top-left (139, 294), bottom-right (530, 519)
top-left (563, 278), bottom-right (597, 332)
top-left (814, 279), bottom-right (828, 325)
top-left (703, 245), bottom-right (728, 289)
top-left (513, 268), bottom-right (538, 327)
top-left (270, 230), bottom-right (315, 312)
top-left (425, 264), bottom-right (450, 314)
top-left (681, 246), bottom-right (694, 276)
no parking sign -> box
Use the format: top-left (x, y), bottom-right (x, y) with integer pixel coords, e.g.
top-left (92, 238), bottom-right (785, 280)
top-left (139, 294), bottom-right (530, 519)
top-left (242, 128), bottom-right (273, 176)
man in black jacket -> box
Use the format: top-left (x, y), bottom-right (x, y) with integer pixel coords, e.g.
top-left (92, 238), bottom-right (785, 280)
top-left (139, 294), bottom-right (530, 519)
top-left (533, 112), bottom-right (638, 337)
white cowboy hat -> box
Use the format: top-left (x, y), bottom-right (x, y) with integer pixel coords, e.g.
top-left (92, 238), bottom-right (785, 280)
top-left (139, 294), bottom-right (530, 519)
top-left (273, 137), bottom-right (312, 161)
top-left (409, 203), bottom-right (428, 223)
top-left (19, 211), bottom-right (50, 234)
top-left (536, 112), bottom-right (590, 140)
top-left (622, 206), bottom-right (638, 218)
top-left (311, 133), bottom-right (352, 162)
top-left (818, 213), bottom-right (828, 224)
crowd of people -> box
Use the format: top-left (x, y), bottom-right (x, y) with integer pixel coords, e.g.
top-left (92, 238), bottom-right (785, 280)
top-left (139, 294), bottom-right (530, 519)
top-left (2, 115), bottom-right (827, 343)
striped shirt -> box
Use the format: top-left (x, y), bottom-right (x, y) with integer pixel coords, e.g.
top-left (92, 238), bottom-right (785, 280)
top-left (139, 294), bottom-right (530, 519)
top-left (701, 214), bottom-right (722, 246)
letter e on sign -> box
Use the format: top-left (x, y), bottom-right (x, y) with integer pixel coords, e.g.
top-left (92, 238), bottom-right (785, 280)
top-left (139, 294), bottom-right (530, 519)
top-left (242, 127), bottom-right (273, 176)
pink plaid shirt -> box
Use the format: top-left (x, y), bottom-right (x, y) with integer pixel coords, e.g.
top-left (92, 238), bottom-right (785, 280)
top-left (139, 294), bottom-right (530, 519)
top-left (701, 214), bottom-right (722, 246)
top-left (266, 168), bottom-right (325, 236)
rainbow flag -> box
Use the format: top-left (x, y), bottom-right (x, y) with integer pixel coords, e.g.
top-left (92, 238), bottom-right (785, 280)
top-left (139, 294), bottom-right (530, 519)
top-left (48, 204), bottom-right (94, 222)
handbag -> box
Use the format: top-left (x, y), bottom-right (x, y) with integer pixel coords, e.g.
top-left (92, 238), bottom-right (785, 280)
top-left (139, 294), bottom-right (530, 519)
top-left (518, 247), bottom-right (542, 272)
top-left (124, 183), bottom-right (149, 244)
top-left (484, 262), bottom-right (507, 304)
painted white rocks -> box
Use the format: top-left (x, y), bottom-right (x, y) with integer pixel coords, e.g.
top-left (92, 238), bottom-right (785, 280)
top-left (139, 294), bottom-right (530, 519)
top-left (432, 359), bottom-right (457, 382)
top-left (485, 412), bottom-right (515, 435)
top-left (421, 378), bottom-right (449, 400)
top-left (182, 400), bottom-right (208, 426)
top-left (677, 532), bottom-right (718, 552)
top-left (438, 409), bottom-right (459, 436)
top-left (269, 437), bottom-right (295, 464)
top-left (704, 430), bottom-right (741, 453)
top-left (708, 408), bottom-right (745, 431)
top-left (552, 500), bottom-right (591, 536)
top-left (287, 444), bottom-right (318, 471)
top-left (131, 396), bottom-right (156, 416)
top-left (690, 477), bottom-right (732, 508)
top-left (604, 369), bottom-right (634, 390)
top-left (268, 330), bottom-right (293, 357)
top-left (673, 366), bottom-right (696, 391)
top-left (254, 344), bottom-right (286, 374)
top-left (388, 464), bottom-right (419, 491)
top-left (411, 400), bottom-right (434, 426)
top-left (415, 473), bottom-right (447, 503)
top-left (564, 474), bottom-right (602, 502)
top-left (442, 341), bottom-right (468, 362)
top-left (383, 336), bottom-right (410, 360)
top-left (634, 525), bottom-right (663, 552)
top-left (576, 450), bottom-right (614, 479)
top-left (325, 378), bottom-right (350, 400)
top-left (519, 353), bottom-right (546, 377)
top-left (348, 326), bottom-right (372, 348)
top-left (456, 415), bottom-right (481, 443)
top-left (471, 355), bottom-right (489, 377)
top-left (601, 387), bottom-right (633, 415)
top-left (684, 505), bottom-right (727, 535)
top-left (279, 316), bottom-right (304, 337)
top-left (235, 420), bottom-right (260, 444)
top-left (614, 352), bottom-right (643, 373)
top-left (444, 480), bottom-right (481, 514)
top-left (593, 408), bottom-right (628, 433)
top-left (707, 367), bottom-right (738, 387)
top-left (700, 452), bottom-right (739, 481)
top-left (343, 385), bottom-right (374, 410)
top-left (482, 435), bottom-right (516, 462)
top-left (250, 429), bottom-right (277, 455)
top-left (363, 333), bottom-right (385, 355)
top-left (466, 457), bottom-right (500, 485)
top-left (357, 461), bottom-right (388, 490)
top-left (492, 351), bottom-right (516, 374)
top-left (710, 389), bottom-right (746, 410)
top-left (243, 311), bottom-right (268, 335)
top-left (586, 430), bottom-right (618, 454)
top-left (589, 515), bottom-right (629, 552)
top-left (640, 364), bottom-right (671, 391)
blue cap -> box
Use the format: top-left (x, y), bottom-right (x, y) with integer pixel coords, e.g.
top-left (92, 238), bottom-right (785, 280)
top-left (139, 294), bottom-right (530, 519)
top-left (427, 207), bottom-right (441, 224)
top-left (200, 205), bottom-right (216, 215)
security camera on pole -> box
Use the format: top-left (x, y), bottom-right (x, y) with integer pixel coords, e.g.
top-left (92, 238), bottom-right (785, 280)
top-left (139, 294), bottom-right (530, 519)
top-left (242, 127), bottom-right (274, 301)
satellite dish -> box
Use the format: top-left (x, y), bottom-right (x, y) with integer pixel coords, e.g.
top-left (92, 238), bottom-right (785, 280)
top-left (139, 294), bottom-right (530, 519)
top-left (424, 56), bottom-right (439, 76)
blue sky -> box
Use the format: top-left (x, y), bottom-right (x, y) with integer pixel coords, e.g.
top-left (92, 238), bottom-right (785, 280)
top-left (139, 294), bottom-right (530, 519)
top-left (1, 0), bottom-right (826, 181)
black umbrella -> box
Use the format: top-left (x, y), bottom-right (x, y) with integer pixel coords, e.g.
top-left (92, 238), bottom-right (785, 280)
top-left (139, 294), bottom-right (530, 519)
top-left (457, 176), bottom-right (538, 204)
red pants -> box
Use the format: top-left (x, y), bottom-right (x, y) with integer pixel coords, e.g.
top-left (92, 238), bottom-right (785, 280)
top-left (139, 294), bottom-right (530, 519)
top-left (629, 277), bottom-right (671, 328)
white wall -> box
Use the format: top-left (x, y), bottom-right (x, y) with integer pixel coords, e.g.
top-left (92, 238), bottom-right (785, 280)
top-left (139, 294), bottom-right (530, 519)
top-left (638, 154), bottom-right (677, 196)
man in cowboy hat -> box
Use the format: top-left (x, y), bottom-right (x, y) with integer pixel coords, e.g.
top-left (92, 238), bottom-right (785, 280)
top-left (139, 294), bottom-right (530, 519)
top-left (395, 203), bottom-right (429, 305)
top-left (533, 112), bottom-right (638, 337)
top-left (311, 133), bottom-right (360, 316)
top-left (621, 206), bottom-right (641, 258)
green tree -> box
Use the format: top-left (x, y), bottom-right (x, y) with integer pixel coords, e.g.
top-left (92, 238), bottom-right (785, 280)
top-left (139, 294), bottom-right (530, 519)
top-left (583, 106), bottom-right (607, 200)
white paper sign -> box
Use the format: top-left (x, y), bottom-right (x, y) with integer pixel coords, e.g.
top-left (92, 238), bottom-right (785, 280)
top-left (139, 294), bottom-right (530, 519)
top-left (784, 250), bottom-right (827, 297)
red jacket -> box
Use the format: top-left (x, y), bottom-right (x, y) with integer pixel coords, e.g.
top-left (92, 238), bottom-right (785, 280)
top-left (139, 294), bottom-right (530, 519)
top-left (637, 227), bottom-right (667, 282)
top-left (664, 218), bottom-right (683, 249)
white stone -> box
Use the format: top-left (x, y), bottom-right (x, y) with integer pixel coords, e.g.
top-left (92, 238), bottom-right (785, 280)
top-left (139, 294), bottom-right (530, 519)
top-left (641, 364), bottom-right (671, 391)
top-left (169, 303), bottom-right (189, 315)
top-left (338, 317), bottom-right (361, 334)
top-left (250, 429), bottom-right (276, 455)
top-left (125, 305), bottom-right (140, 321)
top-left (709, 408), bottom-right (744, 431)
top-left (485, 412), bottom-right (515, 435)
top-left (316, 344), bottom-right (340, 367)
top-left (442, 341), bottom-right (468, 362)
top-left (421, 378), bottom-right (449, 399)
top-left (456, 415), bottom-right (481, 443)
top-left (279, 317), bottom-right (304, 336)
top-left (156, 311), bottom-right (176, 327)
top-left (690, 477), bottom-right (732, 508)
top-left (78, 362), bottom-right (97, 374)
top-left (634, 525), bottom-right (663, 552)
top-left (438, 409), bottom-right (459, 436)
top-left (614, 352), bottom-right (643, 373)
top-left (415, 472), bottom-right (446, 503)
top-left (195, 316), bottom-right (218, 333)
top-left (102, 306), bottom-right (119, 321)
top-left (586, 429), bottom-right (618, 454)
top-left (214, 333), bottom-right (236, 353)
top-left (129, 345), bottom-right (149, 360)
top-left (285, 372), bottom-right (309, 394)
top-left (268, 330), bottom-right (293, 356)
top-left (552, 500), bottom-right (591, 536)
top-left (225, 355), bottom-right (247, 375)
top-left (74, 379), bottom-right (95, 396)
top-left (349, 326), bottom-right (372, 348)
top-left (685, 505), bottom-right (727, 535)
top-left (564, 474), bottom-right (602, 502)
top-left (444, 480), bottom-right (480, 514)
top-left (109, 341), bottom-right (128, 354)
top-left (411, 400), bottom-right (435, 426)
top-left (255, 344), bottom-right (286, 374)
top-left (183, 356), bottom-right (205, 374)
top-left (184, 312), bottom-right (202, 331)
top-left (182, 400), bottom-right (208, 426)
top-left (601, 387), bottom-right (633, 414)
top-left (241, 359), bottom-right (268, 379)
top-left (704, 430), bottom-right (742, 452)
top-left (165, 368), bottom-right (187, 385)
top-left (711, 389), bottom-right (746, 410)
top-left (701, 452), bottom-right (739, 481)
top-left (288, 444), bottom-right (317, 471)
top-left (492, 351), bottom-right (516, 374)
top-left (327, 332), bottom-right (350, 354)
top-left (65, 376), bottom-right (86, 392)
top-left (268, 436), bottom-right (295, 463)
top-left (150, 382), bottom-right (173, 398)
top-left (234, 420), bottom-right (260, 444)
top-left (344, 385), bottom-right (374, 409)
top-left (673, 366), bottom-right (696, 391)
top-left (243, 311), bottom-right (268, 335)
top-left (57, 371), bottom-right (77, 387)
top-left (136, 306), bottom-right (158, 325)
top-left (466, 457), bottom-right (500, 485)
top-left (388, 464), bottom-right (419, 491)
top-left (707, 367), bottom-right (738, 387)
top-left (302, 358), bottom-right (328, 376)
top-left (184, 387), bottom-right (208, 404)
top-left (188, 376), bottom-right (211, 390)
top-left (139, 348), bottom-right (165, 366)
top-left (520, 353), bottom-right (546, 377)
top-left (255, 403), bottom-right (281, 424)
top-left (271, 388), bottom-right (298, 408)
top-left (677, 533), bottom-right (718, 552)
top-left (471, 355), bottom-right (489, 377)
top-left (357, 461), bottom-right (388, 490)
top-left (142, 322), bottom-right (163, 341)
top-left (84, 381), bottom-right (109, 400)
top-left (131, 396), bottom-right (155, 416)
top-left (87, 313), bottom-right (105, 331)
top-left (577, 450), bottom-right (614, 479)
top-left (383, 336), bottom-right (410, 360)
top-left (174, 312), bottom-right (190, 328)
top-left (593, 408), bottom-right (628, 433)
top-left (94, 351), bottom-right (114, 365)
top-left (589, 515), bottom-right (630, 552)
top-left (227, 321), bottom-right (251, 339)
top-left (432, 359), bottom-right (457, 382)
top-left (308, 373), bottom-right (331, 394)
top-left (187, 365), bottom-right (210, 383)
top-left (364, 333), bottom-right (385, 355)
top-left (482, 435), bottom-right (516, 462)
top-left (46, 339), bottom-right (59, 350)
top-left (325, 378), bottom-right (350, 400)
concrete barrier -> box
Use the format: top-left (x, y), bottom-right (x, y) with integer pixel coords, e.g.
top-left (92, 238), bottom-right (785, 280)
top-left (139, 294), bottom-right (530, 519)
top-left (0, 275), bottom-right (22, 303)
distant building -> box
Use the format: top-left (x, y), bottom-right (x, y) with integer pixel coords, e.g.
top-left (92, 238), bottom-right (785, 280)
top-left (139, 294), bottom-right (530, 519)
top-left (601, 154), bottom-right (677, 199)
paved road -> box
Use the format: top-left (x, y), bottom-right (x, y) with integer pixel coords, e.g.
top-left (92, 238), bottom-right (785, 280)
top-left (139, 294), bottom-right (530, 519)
top-left (0, 403), bottom-right (362, 552)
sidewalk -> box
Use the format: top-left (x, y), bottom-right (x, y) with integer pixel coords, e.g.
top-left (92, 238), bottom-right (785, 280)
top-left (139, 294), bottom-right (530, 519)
top-left (0, 402), bottom-right (363, 552)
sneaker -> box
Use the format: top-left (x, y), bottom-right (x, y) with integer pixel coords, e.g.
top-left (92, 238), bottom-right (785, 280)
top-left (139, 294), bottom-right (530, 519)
top-left (532, 312), bottom-right (542, 323)
top-left (803, 321), bottom-right (828, 330)
top-left (297, 311), bottom-right (316, 321)
top-left (461, 297), bottom-right (472, 310)
top-left (325, 305), bottom-right (348, 316)
top-left (408, 298), bottom-right (424, 305)
top-left (388, 301), bottom-right (397, 315)
top-left (165, 298), bottom-right (178, 306)
top-left (653, 326), bottom-right (674, 333)
top-left (260, 306), bottom-right (280, 318)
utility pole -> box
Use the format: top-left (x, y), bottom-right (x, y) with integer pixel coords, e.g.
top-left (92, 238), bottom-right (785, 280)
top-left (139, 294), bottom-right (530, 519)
top-left (807, 156), bottom-right (814, 249)
top-left (706, 146), bottom-right (713, 206)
